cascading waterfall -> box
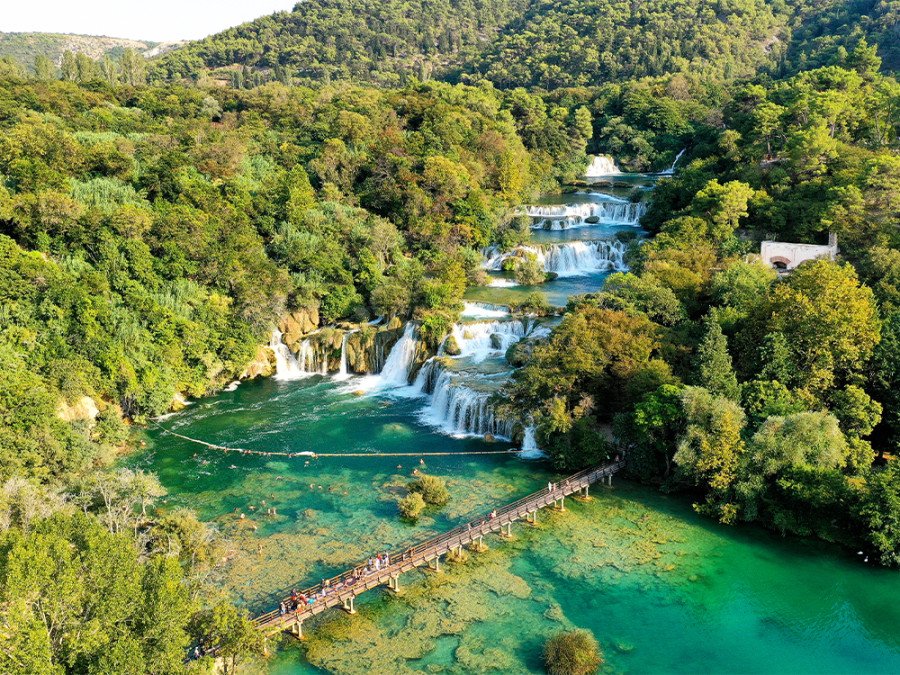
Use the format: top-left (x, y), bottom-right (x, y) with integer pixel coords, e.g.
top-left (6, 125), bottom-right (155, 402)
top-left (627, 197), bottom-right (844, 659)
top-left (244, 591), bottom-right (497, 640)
top-left (414, 318), bottom-right (546, 439)
top-left (420, 368), bottom-right (514, 439)
top-left (483, 240), bottom-right (628, 277)
top-left (522, 201), bottom-right (647, 228)
top-left (377, 323), bottom-right (421, 386)
top-left (461, 301), bottom-right (511, 319)
top-left (269, 330), bottom-right (305, 380)
top-left (584, 154), bottom-right (620, 177)
top-left (444, 320), bottom-right (529, 363)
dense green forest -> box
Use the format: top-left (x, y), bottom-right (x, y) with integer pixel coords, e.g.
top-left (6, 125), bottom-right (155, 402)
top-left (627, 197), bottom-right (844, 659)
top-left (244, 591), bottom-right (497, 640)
top-left (0, 1), bottom-right (899, 671)
top-left (144, 0), bottom-right (900, 88)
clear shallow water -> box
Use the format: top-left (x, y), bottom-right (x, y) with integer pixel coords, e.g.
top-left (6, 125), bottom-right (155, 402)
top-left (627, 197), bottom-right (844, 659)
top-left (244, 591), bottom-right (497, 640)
top-left (465, 271), bottom-right (613, 308)
top-left (133, 375), bottom-right (900, 675)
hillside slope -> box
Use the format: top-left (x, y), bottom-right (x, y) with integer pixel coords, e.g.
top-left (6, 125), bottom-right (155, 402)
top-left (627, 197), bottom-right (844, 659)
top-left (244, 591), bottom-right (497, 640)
top-left (0, 32), bottom-right (183, 69)
top-left (149, 0), bottom-right (898, 87)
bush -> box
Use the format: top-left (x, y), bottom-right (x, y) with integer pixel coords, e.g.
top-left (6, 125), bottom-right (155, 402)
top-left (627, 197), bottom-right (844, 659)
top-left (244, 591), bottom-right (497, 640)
top-left (398, 492), bottom-right (426, 521)
top-left (407, 474), bottom-right (450, 506)
top-left (514, 253), bottom-right (546, 285)
top-left (543, 630), bottom-right (603, 675)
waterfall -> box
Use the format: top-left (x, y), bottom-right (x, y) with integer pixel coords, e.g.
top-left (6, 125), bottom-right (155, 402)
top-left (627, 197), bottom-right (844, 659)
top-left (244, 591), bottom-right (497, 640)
top-left (420, 367), bottom-right (514, 439)
top-left (519, 426), bottom-right (546, 458)
top-left (584, 154), bottom-right (620, 177)
top-left (461, 301), bottom-right (511, 319)
top-left (482, 240), bottom-right (628, 277)
top-left (660, 148), bottom-right (686, 175)
top-left (335, 330), bottom-right (359, 381)
top-left (269, 330), bottom-right (305, 380)
top-left (523, 201), bottom-right (647, 228)
top-left (377, 323), bottom-right (420, 386)
top-left (445, 320), bottom-right (529, 363)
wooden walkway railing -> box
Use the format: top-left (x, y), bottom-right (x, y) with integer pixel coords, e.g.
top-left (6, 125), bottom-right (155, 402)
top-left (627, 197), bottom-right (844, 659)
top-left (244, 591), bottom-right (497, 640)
top-left (255, 460), bottom-right (625, 636)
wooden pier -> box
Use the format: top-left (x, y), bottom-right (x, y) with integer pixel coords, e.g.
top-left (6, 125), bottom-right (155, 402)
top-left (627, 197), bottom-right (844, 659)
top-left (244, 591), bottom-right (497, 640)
top-left (254, 460), bottom-right (624, 637)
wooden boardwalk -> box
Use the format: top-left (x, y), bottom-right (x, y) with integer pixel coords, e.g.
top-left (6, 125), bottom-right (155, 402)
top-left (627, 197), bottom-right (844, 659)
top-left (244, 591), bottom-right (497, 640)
top-left (255, 460), bottom-right (625, 637)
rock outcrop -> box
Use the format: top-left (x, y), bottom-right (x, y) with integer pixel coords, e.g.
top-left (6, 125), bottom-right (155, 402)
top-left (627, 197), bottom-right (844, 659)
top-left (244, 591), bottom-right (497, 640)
top-left (56, 396), bottom-right (100, 422)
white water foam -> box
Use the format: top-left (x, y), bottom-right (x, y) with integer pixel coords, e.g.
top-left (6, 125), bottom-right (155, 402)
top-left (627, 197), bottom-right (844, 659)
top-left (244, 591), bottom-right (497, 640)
top-left (461, 301), bottom-right (511, 319)
top-left (584, 155), bottom-right (620, 177)
top-left (270, 330), bottom-right (307, 380)
top-left (523, 202), bottom-right (647, 228)
top-left (483, 240), bottom-right (627, 277)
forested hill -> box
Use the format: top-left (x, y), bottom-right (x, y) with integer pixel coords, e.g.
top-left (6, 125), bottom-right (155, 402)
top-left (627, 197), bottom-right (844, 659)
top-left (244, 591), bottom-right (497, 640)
top-left (149, 0), bottom-right (900, 88)
top-left (149, 0), bottom-right (532, 87)
top-left (0, 32), bottom-right (181, 68)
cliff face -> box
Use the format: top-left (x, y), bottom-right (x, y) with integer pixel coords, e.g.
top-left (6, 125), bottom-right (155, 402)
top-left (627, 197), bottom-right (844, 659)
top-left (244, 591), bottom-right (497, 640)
top-left (240, 345), bottom-right (276, 380)
top-left (278, 308), bottom-right (320, 350)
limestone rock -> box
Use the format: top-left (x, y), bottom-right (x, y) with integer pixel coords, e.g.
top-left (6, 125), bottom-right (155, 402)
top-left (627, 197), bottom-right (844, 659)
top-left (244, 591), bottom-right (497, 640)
top-left (240, 346), bottom-right (276, 380)
top-left (56, 396), bottom-right (100, 422)
top-left (443, 335), bottom-right (462, 356)
top-left (279, 306), bottom-right (320, 348)
top-left (505, 339), bottom-right (536, 367)
top-left (489, 334), bottom-right (503, 350)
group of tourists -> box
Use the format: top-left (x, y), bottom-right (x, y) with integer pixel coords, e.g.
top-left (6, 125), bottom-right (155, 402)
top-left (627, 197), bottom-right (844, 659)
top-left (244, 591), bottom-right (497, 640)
top-left (278, 551), bottom-right (398, 616)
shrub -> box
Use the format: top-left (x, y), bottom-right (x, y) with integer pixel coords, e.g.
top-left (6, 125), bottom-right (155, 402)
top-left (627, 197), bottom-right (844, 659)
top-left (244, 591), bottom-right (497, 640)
top-left (398, 492), bottom-right (426, 521)
top-left (543, 630), bottom-right (603, 675)
top-left (514, 253), bottom-right (546, 285)
top-left (407, 474), bottom-right (450, 506)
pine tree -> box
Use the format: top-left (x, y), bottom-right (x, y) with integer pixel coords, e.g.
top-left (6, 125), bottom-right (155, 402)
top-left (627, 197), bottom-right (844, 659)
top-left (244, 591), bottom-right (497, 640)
top-left (695, 314), bottom-right (740, 400)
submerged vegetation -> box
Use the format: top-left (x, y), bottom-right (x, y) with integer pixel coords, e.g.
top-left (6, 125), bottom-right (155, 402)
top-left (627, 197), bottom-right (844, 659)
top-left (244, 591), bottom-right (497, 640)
top-left (543, 629), bottom-right (603, 675)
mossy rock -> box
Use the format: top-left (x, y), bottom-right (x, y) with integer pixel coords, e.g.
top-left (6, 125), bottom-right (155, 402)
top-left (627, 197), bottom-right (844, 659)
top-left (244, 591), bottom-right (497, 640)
top-left (489, 333), bottom-right (504, 350)
top-left (505, 339), bottom-right (536, 367)
top-left (584, 215), bottom-right (601, 224)
top-left (443, 335), bottom-right (462, 356)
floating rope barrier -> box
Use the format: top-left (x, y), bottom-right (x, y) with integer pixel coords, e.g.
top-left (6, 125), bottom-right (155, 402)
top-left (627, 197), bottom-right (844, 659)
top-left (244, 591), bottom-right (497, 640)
top-left (150, 422), bottom-right (522, 458)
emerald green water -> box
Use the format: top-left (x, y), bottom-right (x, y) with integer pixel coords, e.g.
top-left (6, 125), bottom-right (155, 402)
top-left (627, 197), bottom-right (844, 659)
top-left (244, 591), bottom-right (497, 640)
top-left (135, 375), bottom-right (900, 674)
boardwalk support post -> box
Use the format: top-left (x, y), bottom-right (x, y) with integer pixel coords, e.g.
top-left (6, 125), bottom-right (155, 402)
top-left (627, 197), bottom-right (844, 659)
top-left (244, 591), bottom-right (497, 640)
top-left (290, 620), bottom-right (303, 639)
top-left (607, 474), bottom-right (612, 486)
top-left (501, 522), bottom-right (513, 538)
top-left (388, 575), bottom-right (400, 592)
top-left (342, 596), bottom-right (356, 614)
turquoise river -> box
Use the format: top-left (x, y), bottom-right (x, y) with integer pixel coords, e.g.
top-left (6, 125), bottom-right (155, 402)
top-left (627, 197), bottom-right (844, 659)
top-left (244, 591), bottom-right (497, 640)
top-left (134, 373), bottom-right (900, 675)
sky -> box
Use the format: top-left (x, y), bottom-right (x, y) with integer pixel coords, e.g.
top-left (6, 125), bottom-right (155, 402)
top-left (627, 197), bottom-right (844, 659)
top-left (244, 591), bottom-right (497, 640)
top-left (2, 0), bottom-right (298, 43)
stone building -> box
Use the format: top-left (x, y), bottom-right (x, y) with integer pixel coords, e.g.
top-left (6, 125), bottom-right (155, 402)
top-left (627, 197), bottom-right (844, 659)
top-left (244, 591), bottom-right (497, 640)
top-left (760, 233), bottom-right (838, 272)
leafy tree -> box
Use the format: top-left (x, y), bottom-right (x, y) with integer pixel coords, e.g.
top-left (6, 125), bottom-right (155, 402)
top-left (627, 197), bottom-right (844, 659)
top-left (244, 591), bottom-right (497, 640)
top-left (694, 314), bottom-right (739, 400)
top-left (398, 492), bottom-right (426, 522)
top-left (857, 463), bottom-right (900, 565)
top-left (674, 387), bottom-right (746, 523)
top-left (407, 474), bottom-right (449, 506)
top-left (513, 252), bottom-right (546, 285)
top-left (196, 602), bottom-right (268, 675)
top-left (616, 384), bottom-right (685, 480)
top-left (763, 261), bottom-right (880, 399)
